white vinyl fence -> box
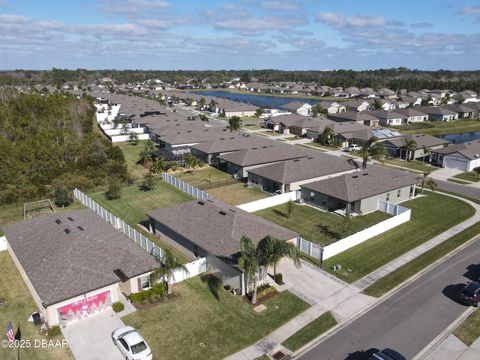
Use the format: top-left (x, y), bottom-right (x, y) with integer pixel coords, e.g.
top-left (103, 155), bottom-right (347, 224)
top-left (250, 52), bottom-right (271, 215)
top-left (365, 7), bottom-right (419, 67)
top-left (162, 172), bottom-right (212, 199)
top-left (73, 189), bottom-right (207, 282)
top-left (297, 201), bottom-right (412, 261)
top-left (237, 191), bottom-right (299, 212)
top-left (0, 236), bottom-right (6, 252)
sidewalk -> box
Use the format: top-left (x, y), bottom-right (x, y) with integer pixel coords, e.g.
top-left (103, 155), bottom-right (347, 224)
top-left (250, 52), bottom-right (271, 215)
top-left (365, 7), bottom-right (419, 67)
top-left (226, 192), bottom-right (480, 360)
top-left (422, 335), bottom-right (480, 360)
top-left (354, 194), bottom-right (480, 289)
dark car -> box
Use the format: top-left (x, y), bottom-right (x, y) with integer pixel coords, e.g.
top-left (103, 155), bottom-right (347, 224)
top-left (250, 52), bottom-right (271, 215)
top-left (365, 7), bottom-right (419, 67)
top-left (459, 281), bottom-right (480, 306)
top-left (369, 348), bottom-right (406, 360)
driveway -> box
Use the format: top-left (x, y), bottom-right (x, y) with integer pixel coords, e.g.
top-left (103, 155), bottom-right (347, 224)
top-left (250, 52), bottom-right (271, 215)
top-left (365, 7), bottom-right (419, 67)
top-left (431, 167), bottom-right (463, 181)
top-left (62, 308), bottom-right (125, 360)
top-left (278, 259), bottom-right (376, 321)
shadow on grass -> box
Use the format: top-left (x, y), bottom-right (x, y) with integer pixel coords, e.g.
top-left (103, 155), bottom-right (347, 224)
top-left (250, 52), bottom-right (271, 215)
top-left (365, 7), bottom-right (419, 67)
top-left (201, 274), bottom-right (223, 301)
top-left (273, 209), bottom-right (287, 218)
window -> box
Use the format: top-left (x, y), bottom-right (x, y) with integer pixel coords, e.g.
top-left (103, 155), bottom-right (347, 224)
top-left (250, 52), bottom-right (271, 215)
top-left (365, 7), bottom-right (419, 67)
top-left (310, 192), bottom-right (315, 201)
top-left (140, 275), bottom-right (151, 290)
top-left (386, 192), bottom-right (390, 201)
top-left (118, 338), bottom-right (129, 351)
top-left (397, 189), bottom-right (401, 198)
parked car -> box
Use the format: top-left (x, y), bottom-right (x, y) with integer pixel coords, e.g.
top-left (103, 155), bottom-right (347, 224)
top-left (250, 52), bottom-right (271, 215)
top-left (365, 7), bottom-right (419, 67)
top-left (112, 326), bottom-right (153, 360)
top-left (369, 348), bottom-right (406, 360)
top-left (459, 281), bottom-right (480, 306)
top-left (345, 144), bottom-right (361, 152)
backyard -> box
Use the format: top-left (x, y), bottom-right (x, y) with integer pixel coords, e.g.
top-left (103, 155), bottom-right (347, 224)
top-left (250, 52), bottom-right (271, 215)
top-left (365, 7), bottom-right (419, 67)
top-left (123, 275), bottom-right (310, 360)
top-left (0, 252), bottom-right (74, 360)
top-left (114, 140), bottom-right (150, 179)
top-left (255, 203), bottom-right (391, 245)
top-left (322, 191), bottom-right (475, 282)
top-left (398, 119), bottom-right (480, 136)
top-left (174, 166), bottom-right (270, 205)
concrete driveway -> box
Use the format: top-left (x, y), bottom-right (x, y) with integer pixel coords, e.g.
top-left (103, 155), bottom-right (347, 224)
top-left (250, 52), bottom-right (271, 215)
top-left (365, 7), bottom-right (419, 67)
top-left (277, 259), bottom-right (376, 321)
top-left (431, 167), bottom-right (463, 181)
top-left (62, 308), bottom-right (125, 360)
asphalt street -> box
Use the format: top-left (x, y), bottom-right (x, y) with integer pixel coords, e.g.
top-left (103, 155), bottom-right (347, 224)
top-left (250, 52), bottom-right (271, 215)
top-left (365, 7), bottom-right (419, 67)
top-left (298, 236), bottom-right (480, 360)
top-left (436, 180), bottom-right (480, 201)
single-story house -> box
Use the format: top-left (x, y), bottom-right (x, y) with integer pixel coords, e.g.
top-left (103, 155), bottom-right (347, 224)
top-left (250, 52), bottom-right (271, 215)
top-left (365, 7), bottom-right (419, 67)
top-left (221, 102), bottom-right (259, 117)
top-left (317, 101), bottom-right (346, 114)
top-left (364, 110), bottom-right (405, 126)
top-left (265, 114), bottom-right (323, 135)
top-left (217, 144), bottom-right (309, 179)
top-left (383, 134), bottom-right (450, 160)
top-left (417, 106), bottom-right (459, 121)
top-left (432, 140), bottom-right (480, 171)
top-left (342, 100), bottom-right (370, 112)
top-left (441, 104), bottom-right (477, 119)
top-left (247, 154), bottom-right (358, 193)
top-left (2, 209), bottom-right (159, 327)
top-left (394, 108), bottom-right (429, 123)
top-left (148, 199), bottom-right (298, 291)
top-left (328, 112), bottom-right (380, 127)
top-left (300, 165), bottom-right (418, 216)
top-left (281, 102), bottom-right (313, 116)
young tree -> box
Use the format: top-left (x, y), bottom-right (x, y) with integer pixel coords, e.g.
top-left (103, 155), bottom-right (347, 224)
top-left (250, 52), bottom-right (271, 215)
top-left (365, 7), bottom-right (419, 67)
top-left (360, 137), bottom-right (386, 168)
top-left (321, 127), bottom-right (335, 146)
top-left (238, 236), bottom-right (260, 305)
top-left (183, 154), bottom-right (201, 173)
top-left (421, 145), bottom-right (431, 164)
top-left (141, 173), bottom-right (155, 191)
top-left (105, 180), bottom-right (121, 200)
top-left (404, 138), bottom-right (417, 161)
top-left (151, 249), bottom-right (188, 295)
top-left (421, 171), bottom-right (438, 194)
top-left (54, 183), bottom-right (72, 207)
top-left (128, 132), bottom-right (138, 145)
top-left (257, 235), bottom-right (300, 278)
top-left (373, 99), bottom-right (383, 110)
top-left (150, 157), bottom-right (166, 174)
top-left (228, 116), bottom-right (242, 132)
top-left (254, 108), bottom-right (263, 128)
top-left (138, 140), bottom-right (156, 168)
top-left (286, 200), bottom-right (295, 219)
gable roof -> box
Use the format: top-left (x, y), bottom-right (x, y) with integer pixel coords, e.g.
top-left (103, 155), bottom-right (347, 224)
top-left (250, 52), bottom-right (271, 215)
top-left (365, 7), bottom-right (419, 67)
top-left (328, 112), bottom-right (379, 123)
top-left (433, 140), bottom-right (480, 160)
top-left (248, 154), bottom-right (358, 184)
top-left (281, 101), bottom-right (313, 111)
top-left (2, 209), bottom-right (159, 306)
top-left (301, 165), bottom-right (417, 203)
top-left (191, 133), bottom-right (274, 154)
top-left (384, 134), bottom-right (450, 148)
top-left (393, 108), bottom-right (428, 117)
top-left (417, 106), bottom-right (457, 116)
top-left (218, 144), bottom-right (309, 167)
top-left (148, 199), bottom-right (298, 259)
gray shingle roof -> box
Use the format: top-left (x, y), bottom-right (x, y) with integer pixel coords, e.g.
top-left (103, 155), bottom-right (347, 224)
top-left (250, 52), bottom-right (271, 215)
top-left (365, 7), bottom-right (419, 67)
top-left (191, 133), bottom-right (275, 154)
top-left (281, 101), bottom-right (313, 111)
top-left (148, 199), bottom-right (298, 259)
top-left (248, 154), bottom-right (357, 184)
top-left (433, 140), bottom-right (480, 160)
top-left (301, 165), bottom-right (418, 203)
top-left (218, 144), bottom-right (309, 167)
top-left (385, 134), bottom-right (450, 148)
top-left (2, 209), bottom-right (159, 306)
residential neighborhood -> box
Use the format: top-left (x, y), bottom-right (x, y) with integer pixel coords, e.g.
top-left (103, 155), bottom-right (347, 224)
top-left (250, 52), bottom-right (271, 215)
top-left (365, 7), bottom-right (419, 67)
top-left (2, 2), bottom-right (480, 360)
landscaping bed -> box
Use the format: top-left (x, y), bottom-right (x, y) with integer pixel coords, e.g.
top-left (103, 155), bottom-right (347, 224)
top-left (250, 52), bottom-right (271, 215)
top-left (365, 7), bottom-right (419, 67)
top-left (323, 192), bottom-right (475, 283)
top-left (256, 203), bottom-right (391, 246)
top-left (123, 276), bottom-right (310, 360)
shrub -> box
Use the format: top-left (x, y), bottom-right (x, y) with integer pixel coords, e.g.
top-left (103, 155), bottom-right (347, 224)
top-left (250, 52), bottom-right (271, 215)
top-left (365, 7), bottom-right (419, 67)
top-left (54, 183), bottom-right (73, 207)
top-left (105, 180), bottom-right (121, 200)
top-left (274, 273), bottom-right (284, 285)
top-left (257, 284), bottom-right (276, 299)
top-left (47, 326), bottom-right (61, 337)
top-left (112, 302), bottom-right (124, 313)
top-left (129, 283), bottom-right (167, 304)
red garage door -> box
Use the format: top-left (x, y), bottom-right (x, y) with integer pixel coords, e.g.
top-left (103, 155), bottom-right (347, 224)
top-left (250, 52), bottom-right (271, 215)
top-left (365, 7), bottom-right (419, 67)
top-left (58, 290), bottom-right (112, 324)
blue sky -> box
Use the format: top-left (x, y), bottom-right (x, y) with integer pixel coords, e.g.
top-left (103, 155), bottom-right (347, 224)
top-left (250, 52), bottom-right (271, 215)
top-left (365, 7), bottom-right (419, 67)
top-left (1, 0), bottom-right (480, 70)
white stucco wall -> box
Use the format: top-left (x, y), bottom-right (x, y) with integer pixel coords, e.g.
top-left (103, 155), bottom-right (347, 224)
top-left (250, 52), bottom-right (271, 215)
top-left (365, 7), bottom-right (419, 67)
top-left (237, 191), bottom-right (298, 212)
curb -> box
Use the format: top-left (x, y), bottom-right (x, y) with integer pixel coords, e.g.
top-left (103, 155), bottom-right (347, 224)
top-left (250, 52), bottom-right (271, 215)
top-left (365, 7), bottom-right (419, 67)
top-left (412, 307), bottom-right (475, 360)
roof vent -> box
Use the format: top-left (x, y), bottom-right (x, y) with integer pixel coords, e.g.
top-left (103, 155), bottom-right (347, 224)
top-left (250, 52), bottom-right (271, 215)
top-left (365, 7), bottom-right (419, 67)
top-left (55, 219), bottom-right (62, 224)
top-left (362, 173), bottom-right (368, 176)
top-left (219, 211), bottom-right (227, 216)
top-left (207, 199), bottom-right (214, 203)
top-left (228, 209), bottom-right (236, 213)
top-left (294, 159), bottom-right (300, 162)
top-left (67, 217), bottom-right (74, 221)
top-left (307, 156), bottom-right (314, 159)
top-left (198, 201), bottom-right (205, 205)
top-left (352, 175), bottom-right (358, 178)
top-left (77, 226), bottom-right (85, 231)
top-left (64, 228), bottom-right (71, 234)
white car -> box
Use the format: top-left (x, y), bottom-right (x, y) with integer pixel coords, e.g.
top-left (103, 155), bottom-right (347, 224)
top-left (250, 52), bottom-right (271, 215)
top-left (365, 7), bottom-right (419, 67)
top-left (346, 144), bottom-right (361, 152)
top-left (112, 326), bottom-right (153, 360)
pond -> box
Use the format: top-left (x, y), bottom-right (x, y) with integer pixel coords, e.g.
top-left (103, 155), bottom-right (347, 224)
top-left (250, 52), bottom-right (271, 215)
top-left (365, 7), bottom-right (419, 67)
top-left (191, 90), bottom-right (320, 109)
top-left (440, 131), bottom-right (480, 144)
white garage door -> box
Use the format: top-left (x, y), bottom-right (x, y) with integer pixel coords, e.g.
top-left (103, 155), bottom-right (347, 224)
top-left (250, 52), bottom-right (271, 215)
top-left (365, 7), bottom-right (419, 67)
top-left (444, 158), bottom-right (468, 171)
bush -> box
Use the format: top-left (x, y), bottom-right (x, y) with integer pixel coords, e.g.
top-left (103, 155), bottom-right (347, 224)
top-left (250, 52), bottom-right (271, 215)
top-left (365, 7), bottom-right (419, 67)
top-left (105, 180), bottom-right (121, 200)
top-left (274, 273), bottom-right (284, 285)
top-left (112, 301), bottom-right (125, 313)
top-left (47, 326), bottom-right (61, 337)
top-left (257, 284), bottom-right (276, 299)
top-left (129, 282), bottom-right (167, 304)
top-left (54, 183), bottom-right (73, 207)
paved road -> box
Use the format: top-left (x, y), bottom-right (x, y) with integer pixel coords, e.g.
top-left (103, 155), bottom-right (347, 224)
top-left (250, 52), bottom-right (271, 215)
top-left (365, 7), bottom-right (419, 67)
top-left (298, 236), bottom-right (480, 360)
top-left (436, 180), bottom-right (480, 200)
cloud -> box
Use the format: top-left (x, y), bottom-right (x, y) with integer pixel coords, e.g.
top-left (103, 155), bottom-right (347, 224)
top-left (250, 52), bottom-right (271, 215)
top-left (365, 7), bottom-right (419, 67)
top-left (98, 0), bottom-right (170, 15)
top-left (212, 15), bottom-right (305, 36)
top-left (259, 1), bottom-right (299, 11)
top-left (462, 6), bottom-right (480, 14)
top-left (411, 22), bottom-right (433, 28)
top-left (316, 12), bottom-right (387, 28)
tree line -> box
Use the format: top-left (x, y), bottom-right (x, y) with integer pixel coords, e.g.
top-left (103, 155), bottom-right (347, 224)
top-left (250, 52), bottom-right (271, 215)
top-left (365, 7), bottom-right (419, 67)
top-left (0, 90), bottom-right (127, 204)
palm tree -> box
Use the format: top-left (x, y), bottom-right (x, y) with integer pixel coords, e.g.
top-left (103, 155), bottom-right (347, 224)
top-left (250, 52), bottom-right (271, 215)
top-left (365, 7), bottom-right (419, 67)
top-left (228, 116), bottom-right (242, 132)
top-left (257, 235), bottom-right (300, 277)
top-left (360, 136), bottom-right (386, 169)
top-left (151, 249), bottom-right (188, 295)
top-left (421, 171), bottom-right (438, 194)
top-left (183, 154), bottom-right (201, 173)
top-left (139, 140), bottom-right (156, 167)
top-left (321, 127), bottom-right (335, 146)
top-left (238, 236), bottom-right (260, 305)
top-left (254, 108), bottom-right (263, 128)
top-left (150, 157), bottom-right (166, 174)
top-left (421, 145), bottom-right (432, 164)
top-left (404, 138), bottom-right (417, 161)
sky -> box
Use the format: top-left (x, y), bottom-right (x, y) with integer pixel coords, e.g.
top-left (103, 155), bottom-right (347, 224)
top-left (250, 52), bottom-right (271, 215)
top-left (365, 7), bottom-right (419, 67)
top-left (1, 0), bottom-right (480, 70)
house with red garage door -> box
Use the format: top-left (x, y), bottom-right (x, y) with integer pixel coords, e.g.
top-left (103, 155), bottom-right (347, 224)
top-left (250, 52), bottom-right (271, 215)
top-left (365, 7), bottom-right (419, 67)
top-left (2, 209), bottom-right (159, 327)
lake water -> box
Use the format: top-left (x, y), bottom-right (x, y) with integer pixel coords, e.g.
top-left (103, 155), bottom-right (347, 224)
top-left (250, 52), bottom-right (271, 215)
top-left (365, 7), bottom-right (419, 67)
top-left (191, 90), bottom-right (320, 109)
top-left (440, 131), bottom-right (480, 144)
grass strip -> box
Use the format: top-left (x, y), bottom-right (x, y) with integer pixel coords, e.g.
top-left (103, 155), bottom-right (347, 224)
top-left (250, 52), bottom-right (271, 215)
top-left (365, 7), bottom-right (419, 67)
top-left (281, 312), bottom-right (337, 352)
top-left (363, 222), bottom-right (480, 297)
top-left (453, 308), bottom-right (480, 346)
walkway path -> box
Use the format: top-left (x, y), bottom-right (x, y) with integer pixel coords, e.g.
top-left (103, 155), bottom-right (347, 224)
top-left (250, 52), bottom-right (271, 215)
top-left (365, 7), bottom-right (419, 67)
top-left (226, 192), bottom-right (480, 360)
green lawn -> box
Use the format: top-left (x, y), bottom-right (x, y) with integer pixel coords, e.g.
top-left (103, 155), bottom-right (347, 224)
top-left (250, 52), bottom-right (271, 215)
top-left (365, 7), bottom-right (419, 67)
top-left (454, 308), bottom-right (480, 346)
top-left (297, 144), bottom-right (328, 152)
top-left (323, 192), bottom-right (475, 283)
top-left (400, 119), bottom-right (480, 136)
top-left (0, 252), bottom-right (74, 360)
top-left (281, 312), bottom-right (337, 352)
top-left (363, 222), bottom-right (480, 297)
top-left (256, 204), bottom-right (391, 246)
top-left (123, 276), bottom-right (310, 360)
top-left (453, 171), bottom-right (480, 183)
top-left (448, 178), bottom-right (471, 185)
top-left (115, 140), bottom-right (151, 180)
top-left (173, 167), bottom-right (270, 205)
top-left (383, 159), bottom-right (438, 173)
top-left (89, 180), bottom-right (193, 261)
top-left (302, 142), bottom-right (338, 151)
